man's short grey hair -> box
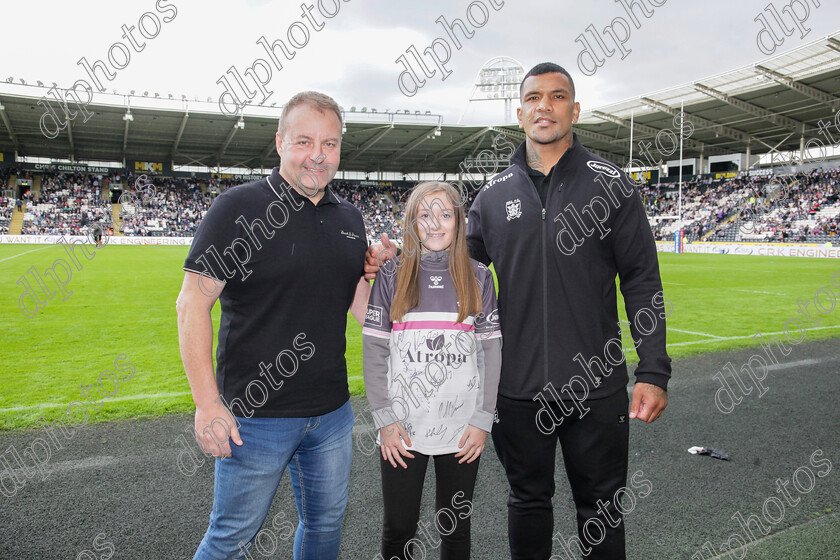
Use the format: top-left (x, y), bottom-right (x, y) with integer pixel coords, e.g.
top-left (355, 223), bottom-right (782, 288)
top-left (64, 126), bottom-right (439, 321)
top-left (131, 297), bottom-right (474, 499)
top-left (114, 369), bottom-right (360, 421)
top-left (277, 91), bottom-right (343, 137)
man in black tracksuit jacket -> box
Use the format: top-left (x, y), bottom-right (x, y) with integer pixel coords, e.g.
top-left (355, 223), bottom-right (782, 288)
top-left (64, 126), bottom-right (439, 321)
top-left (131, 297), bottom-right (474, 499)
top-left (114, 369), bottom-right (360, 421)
top-left (466, 63), bottom-right (671, 559)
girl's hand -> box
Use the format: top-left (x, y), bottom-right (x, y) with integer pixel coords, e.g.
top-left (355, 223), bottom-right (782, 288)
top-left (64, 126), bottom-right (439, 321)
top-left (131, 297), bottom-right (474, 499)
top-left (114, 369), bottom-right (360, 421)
top-left (380, 422), bottom-right (414, 469)
top-left (455, 425), bottom-right (487, 464)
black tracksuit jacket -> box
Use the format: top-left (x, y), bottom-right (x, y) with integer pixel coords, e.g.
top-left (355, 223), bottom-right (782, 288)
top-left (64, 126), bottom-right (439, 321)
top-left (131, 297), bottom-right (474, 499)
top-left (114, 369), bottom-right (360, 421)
top-left (466, 133), bottom-right (672, 401)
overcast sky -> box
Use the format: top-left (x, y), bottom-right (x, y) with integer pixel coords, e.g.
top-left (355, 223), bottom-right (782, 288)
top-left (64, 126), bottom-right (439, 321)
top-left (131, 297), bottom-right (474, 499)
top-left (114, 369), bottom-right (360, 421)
top-left (5, 0), bottom-right (840, 126)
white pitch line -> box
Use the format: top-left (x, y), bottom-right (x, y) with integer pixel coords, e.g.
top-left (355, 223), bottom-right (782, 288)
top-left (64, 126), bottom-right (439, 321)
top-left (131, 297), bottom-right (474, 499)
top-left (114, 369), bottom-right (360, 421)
top-left (3, 340), bottom-right (834, 412)
top-left (733, 288), bottom-right (789, 296)
top-left (0, 245), bottom-right (53, 262)
top-left (765, 358), bottom-right (820, 371)
top-left (703, 513), bottom-right (839, 560)
top-left (0, 391), bottom-right (193, 414)
top-left (98, 391), bottom-right (193, 404)
top-left (669, 328), bottom-right (725, 339)
top-left (667, 324), bottom-right (840, 347)
top-left (660, 264), bottom-right (775, 273)
top-left (661, 282), bottom-right (686, 285)
top-left (5, 456), bottom-right (124, 478)
top-left (666, 357), bottom-right (829, 389)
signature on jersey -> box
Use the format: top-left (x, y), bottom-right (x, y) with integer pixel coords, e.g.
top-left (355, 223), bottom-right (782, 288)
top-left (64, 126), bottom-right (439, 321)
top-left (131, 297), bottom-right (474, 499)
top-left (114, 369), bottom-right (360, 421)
top-left (438, 396), bottom-right (465, 419)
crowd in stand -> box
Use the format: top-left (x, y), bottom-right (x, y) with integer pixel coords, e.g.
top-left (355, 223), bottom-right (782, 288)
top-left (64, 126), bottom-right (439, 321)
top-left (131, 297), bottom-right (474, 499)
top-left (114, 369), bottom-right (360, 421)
top-left (6, 166), bottom-right (839, 245)
top-left (0, 197), bottom-right (12, 234)
top-left (0, 167), bottom-right (17, 191)
top-left (332, 181), bottom-right (403, 241)
top-left (643, 167), bottom-right (840, 244)
top-left (643, 176), bottom-right (748, 241)
top-left (331, 179), bottom-right (479, 242)
top-left (9, 171), bottom-right (409, 241)
top-left (1, 167), bottom-right (22, 234)
top-left (19, 171), bottom-right (114, 235)
top-left (748, 168), bottom-right (840, 242)
top-left (119, 174), bottom-right (208, 237)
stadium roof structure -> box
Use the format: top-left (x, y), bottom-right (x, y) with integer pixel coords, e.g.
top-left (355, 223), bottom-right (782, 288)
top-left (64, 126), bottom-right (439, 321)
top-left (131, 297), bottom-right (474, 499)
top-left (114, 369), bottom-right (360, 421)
top-left (1, 31), bottom-right (838, 175)
top-left (570, 31), bottom-right (840, 167)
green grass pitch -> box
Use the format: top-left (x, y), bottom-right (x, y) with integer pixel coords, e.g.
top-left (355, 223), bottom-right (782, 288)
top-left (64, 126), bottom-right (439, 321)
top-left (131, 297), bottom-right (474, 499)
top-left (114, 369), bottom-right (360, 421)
top-left (1, 243), bottom-right (838, 430)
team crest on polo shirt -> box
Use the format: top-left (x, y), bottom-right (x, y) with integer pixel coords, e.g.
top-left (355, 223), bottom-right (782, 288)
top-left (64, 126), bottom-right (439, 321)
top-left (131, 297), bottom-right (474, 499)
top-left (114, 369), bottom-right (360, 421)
top-left (505, 199), bottom-right (522, 221)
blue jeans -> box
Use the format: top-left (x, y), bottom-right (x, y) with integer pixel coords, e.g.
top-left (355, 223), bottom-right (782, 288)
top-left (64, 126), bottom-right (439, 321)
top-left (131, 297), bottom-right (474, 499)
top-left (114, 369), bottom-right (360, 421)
top-left (194, 399), bottom-right (354, 560)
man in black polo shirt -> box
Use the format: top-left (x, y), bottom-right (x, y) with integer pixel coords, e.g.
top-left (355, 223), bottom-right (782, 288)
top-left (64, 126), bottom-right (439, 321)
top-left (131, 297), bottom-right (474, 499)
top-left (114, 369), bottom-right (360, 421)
top-left (176, 91), bottom-right (370, 560)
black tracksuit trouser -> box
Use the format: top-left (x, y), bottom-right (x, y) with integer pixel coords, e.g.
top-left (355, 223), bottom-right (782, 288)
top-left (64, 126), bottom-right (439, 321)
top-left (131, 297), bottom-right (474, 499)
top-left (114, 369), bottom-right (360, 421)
top-left (492, 388), bottom-right (630, 560)
top-left (380, 452), bottom-right (481, 560)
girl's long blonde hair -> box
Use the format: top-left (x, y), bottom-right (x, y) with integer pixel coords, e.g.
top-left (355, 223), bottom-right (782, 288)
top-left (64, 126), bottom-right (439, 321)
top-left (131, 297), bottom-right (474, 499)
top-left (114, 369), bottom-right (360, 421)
top-left (390, 181), bottom-right (481, 324)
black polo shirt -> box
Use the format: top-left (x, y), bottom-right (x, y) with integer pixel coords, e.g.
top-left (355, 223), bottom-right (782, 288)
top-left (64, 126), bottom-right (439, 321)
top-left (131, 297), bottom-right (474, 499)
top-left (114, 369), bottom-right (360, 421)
top-left (528, 163), bottom-right (556, 209)
top-left (184, 168), bottom-right (367, 417)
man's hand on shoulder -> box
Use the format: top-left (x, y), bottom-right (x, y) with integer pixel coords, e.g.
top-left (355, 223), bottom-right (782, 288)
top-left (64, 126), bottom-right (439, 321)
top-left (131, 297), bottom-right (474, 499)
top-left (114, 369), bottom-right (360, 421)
top-left (364, 233), bottom-right (398, 280)
top-left (629, 382), bottom-right (668, 423)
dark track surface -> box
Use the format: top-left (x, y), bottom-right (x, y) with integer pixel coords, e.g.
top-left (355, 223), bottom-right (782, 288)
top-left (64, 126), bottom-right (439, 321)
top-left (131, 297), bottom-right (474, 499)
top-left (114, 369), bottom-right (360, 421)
top-left (1, 339), bottom-right (838, 560)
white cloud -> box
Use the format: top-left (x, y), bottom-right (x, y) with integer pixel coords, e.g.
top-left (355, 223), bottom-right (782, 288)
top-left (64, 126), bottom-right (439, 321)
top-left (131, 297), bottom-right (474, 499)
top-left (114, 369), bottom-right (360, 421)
top-left (6, 0), bottom-right (840, 124)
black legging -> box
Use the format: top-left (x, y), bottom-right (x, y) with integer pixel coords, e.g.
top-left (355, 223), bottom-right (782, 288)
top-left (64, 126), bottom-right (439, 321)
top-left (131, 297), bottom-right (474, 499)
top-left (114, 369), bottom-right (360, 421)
top-left (380, 451), bottom-right (481, 560)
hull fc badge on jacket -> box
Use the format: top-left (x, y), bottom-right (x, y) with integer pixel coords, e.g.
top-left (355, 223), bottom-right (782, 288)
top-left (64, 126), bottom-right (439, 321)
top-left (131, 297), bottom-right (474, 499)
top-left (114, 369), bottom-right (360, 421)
top-left (505, 199), bottom-right (522, 221)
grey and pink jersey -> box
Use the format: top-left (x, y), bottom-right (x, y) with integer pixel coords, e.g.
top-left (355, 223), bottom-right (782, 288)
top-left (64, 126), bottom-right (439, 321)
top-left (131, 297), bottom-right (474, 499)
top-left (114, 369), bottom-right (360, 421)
top-left (362, 250), bottom-right (502, 455)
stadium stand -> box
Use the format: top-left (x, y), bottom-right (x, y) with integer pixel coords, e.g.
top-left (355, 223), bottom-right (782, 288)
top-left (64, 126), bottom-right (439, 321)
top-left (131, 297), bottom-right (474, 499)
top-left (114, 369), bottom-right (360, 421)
top-left (11, 171), bottom-right (411, 241)
top-left (7, 165), bottom-right (838, 245)
top-left (332, 180), bottom-right (403, 241)
top-left (19, 171), bottom-right (115, 235)
top-left (0, 197), bottom-right (12, 234)
top-left (118, 175), bottom-right (207, 237)
top-left (645, 166), bottom-right (840, 245)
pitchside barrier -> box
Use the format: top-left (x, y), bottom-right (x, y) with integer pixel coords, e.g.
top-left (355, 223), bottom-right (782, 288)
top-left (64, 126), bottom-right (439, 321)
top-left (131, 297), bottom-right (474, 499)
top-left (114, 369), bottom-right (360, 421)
top-left (2, 235), bottom-right (839, 258)
top-left (0, 235), bottom-right (193, 245)
top-left (655, 241), bottom-right (840, 259)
